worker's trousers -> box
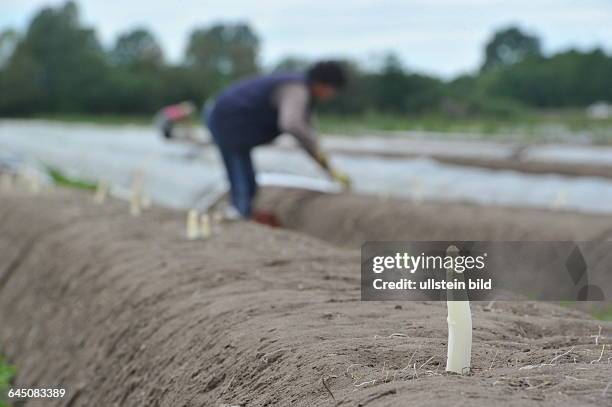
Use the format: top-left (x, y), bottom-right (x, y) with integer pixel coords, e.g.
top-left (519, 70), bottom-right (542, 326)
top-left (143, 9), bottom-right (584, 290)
top-left (203, 103), bottom-right (257, 218)
top-left (216, 146), bottom-right (256, 217)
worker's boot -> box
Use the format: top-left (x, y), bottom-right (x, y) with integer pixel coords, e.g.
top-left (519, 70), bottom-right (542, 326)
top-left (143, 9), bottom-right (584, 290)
top-left (251, 210), bottom-right (281, 227)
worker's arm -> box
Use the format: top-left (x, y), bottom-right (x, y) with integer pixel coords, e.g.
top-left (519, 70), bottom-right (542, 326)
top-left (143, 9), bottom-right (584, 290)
top-left (275, 84), bottom-right (324, 165)
top-left (274, 84), bottom-right (350, 188)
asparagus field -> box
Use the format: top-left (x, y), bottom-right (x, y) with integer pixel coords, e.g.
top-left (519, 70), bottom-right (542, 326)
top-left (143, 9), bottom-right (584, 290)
top-left (0, 188), bottom-right (611, 406)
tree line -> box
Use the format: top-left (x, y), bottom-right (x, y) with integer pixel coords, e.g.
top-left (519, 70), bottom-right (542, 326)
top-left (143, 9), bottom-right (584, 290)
top-left (1, 1), bottom-right (611, 118)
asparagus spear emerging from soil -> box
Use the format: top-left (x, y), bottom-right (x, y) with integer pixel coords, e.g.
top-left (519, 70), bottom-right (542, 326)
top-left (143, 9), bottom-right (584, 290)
top-left (186, 210), bottom-right (200, 240)
top-left (94, 181), bottom-right (109, 204)
top-left (445, 245), bottom-right (472, 375)
top-left (200, 213), bottom-right (212, 239)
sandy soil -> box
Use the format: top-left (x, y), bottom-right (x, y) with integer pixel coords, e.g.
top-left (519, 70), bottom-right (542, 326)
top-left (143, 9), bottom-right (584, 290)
top-left (0, 188), bottom-right (611, 407)
top-left (257, 187), bottom-right (612, 247)
top-left (257, 187), bottom-right (612, 308)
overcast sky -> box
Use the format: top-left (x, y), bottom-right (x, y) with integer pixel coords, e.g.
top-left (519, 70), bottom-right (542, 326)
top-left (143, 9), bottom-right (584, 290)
top-left (2, 0), bottom-right (611, 78)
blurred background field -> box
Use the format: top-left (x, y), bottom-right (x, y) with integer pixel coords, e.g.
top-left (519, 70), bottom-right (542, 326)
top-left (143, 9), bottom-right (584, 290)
top-left (0, 1), bottom-right (611, 144)
top-left (29, 111), bottom-right (612, 144)
top-left (2, 1), bottom-right (612, 216)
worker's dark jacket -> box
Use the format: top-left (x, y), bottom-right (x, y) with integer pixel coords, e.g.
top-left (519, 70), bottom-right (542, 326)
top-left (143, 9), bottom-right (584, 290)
top-left (207, 73), bottom-right (307, 150)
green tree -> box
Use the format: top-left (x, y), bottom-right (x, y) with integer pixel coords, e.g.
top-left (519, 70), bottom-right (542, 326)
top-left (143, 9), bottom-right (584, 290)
top-left (103, 28), bottom-right (166, 113)
top-left (370, 53), bottom-right (442, 114)
top-left (185, 23), bottom-right (259, 88)
top-left (484, 48), bottom-right (612, 107)
top-left (0, 1), bottom-right (109, 113)
top-left (372, 54), bottom-right (408, 112)
top-left (111, 28), bottom-right (164, 70)
top-left (0, 29), bottom-right (19, 69)
top-left (481, 26), bottom-right (541, 72)
top-left (0, 48), bottom-right (45, 114)
top-left (273, 56), bottom-right (310, 72)
top-left (320, 60), bottom-right (373, 114)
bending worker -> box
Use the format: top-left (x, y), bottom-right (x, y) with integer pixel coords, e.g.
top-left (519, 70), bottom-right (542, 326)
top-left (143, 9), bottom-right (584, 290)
top-left (204, 60), bottom-right (351, 220)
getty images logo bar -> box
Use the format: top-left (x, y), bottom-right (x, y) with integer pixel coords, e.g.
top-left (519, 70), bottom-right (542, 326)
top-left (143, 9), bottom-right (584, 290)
top-left (361, 241), bottom-right (607, 301)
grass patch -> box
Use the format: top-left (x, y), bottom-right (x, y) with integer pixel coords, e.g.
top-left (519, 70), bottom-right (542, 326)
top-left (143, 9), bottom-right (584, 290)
top-left (33, 113), bottom-right (151, 126)
top-left (47, 167), bottom-right (96, 191)
top-left (0, 355), bottom-right (16, 407)
top-left (592, 307), bottom-right (612, 321)
top-left (558, 301), bottom-right (612, 322)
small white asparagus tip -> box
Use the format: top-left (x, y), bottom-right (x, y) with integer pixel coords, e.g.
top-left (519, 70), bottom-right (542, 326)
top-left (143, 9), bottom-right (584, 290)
top-left (94, 182), bottom-right (109, 204)
top-left (412, 178), bottom-right (423, 204)
top-left (18, 170), bottom-right (41, 194)
top-left (186, 209), bottom-right (200, 240)
top-left (141, 195), bottom-right (152, 209)
top-left (1, 173), bottom-right (13, 191)
top-left (200, 213), bottom-right (212, 239)
top-left (129, 193), bottom-right (142, 217)
top-left (550, 190), bottom-right (568, 210)
top-left (130, 171), bottom-right (148, 213)
top-left (28, 174), bottom-right (41, 194)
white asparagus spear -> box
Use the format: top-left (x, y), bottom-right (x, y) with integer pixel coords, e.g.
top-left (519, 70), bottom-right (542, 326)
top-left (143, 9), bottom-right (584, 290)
top-left (446, 300), bottom-right (472, 374)
top-left (94, 181), bottom-right (109, 204)
top-left (186, 209), bottom-right (200, 240)
top-left (200, 213), bottom-right (212, 239)
top-left (445, 245), bottom-right (472, 375)
top-left (129, 192), bottom-right (141, 216)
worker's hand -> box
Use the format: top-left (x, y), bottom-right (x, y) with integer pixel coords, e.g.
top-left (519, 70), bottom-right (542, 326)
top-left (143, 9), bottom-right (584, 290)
top-left (330, 169), bottom-right (352, 191)
top-left (315, 150), bottom-right (330, 170)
